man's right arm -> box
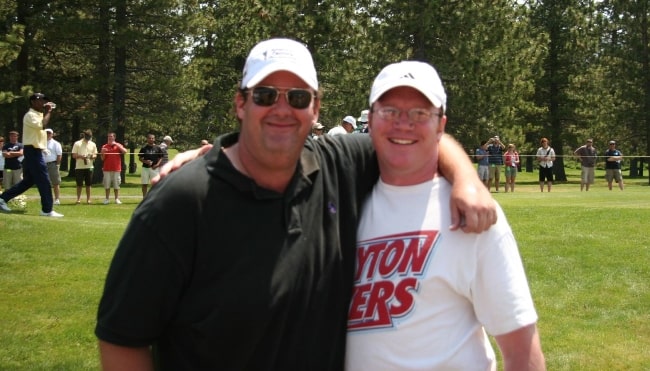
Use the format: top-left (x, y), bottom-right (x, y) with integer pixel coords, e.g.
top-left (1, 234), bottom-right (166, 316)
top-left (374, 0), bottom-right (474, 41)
top-left (99, 340), bottom-right (153, 371)
top-left (495, 324), bottom-right (546, 371)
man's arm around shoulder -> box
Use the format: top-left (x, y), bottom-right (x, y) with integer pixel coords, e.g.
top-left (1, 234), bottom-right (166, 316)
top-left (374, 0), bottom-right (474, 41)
top-left (438, 134), bottom-right (497, 233)
top-left (495, 323), bottom-right (546, 371)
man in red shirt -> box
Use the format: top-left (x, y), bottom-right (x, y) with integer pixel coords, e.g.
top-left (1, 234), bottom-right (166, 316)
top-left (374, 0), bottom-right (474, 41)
top-left (100, 132), bottom-right (127, 204)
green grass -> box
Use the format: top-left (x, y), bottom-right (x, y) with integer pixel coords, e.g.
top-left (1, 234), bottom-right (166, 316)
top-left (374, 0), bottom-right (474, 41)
top-left (1, 165), bottom-right (649, 369)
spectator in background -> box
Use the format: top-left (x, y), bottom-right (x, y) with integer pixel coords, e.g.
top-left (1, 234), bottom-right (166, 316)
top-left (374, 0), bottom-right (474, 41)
top-left (138, 133), bottom-right (163, 197)
top-left (536, 137), bottom-right (555, 192)
top-left (504, 143), bottom-right (520, 193)
top-left (2, 131), bottom-right (24, 190)
top-left (328, 115), bottom-right (356, 136)
top-left (200, 139), bottom-right (210, 146)
top-left (311, 122), bottom-right (325, 139)
top-left (101, 132), bottom-right (127, 204)
top-left (160, 135), bottom-right (173, 166)
top-left (573, 138), bottom-right (597, 191)
top-left (605, 140), bottom-right (624, 191)
top-left (475, 140), bottom-right (489, 187)
top-left (44, 128), bottom-right (63, 205)
top-left (0, 136), bottom-right (5, 192)
top-left (357, 109), bottom-right (369, 133)
top-left (0, 93), bottom-right (62, 217)
top-left (72, 129), bottom-right (98, 204)
top-left (486, 135), bottom-right (505, 192)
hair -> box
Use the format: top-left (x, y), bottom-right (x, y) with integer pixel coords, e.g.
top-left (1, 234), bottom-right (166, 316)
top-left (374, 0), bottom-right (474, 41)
top-left (0, 136), bottom-right (4, 142)
top-left (480, 140), bottom-right (487, 146)
top-left (9, 130), bottom-right (19, 135)
top-left (540, 137), bottom-right (549, 144)
top-left (83, 129), bottom-right (93, 136)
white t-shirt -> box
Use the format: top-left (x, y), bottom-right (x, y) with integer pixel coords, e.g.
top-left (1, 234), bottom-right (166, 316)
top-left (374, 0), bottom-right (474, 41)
top-left (327, 125), bottom-right (348, 136)
top-left (537, 146), bottom-right (555, 168)
top-left (45, 138), bottom-right (63, 163)
top-left (345, 177), bottom-right (538, 371)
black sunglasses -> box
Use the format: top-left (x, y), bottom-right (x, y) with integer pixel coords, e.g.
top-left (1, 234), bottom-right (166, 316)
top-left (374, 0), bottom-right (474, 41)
top-left (247, 86), bottom-right (315, 109)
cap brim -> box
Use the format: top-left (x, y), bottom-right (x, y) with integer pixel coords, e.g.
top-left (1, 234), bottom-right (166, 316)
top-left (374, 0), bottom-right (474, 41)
top-left (243, 63), bottom-right (318, 91)
top-left (370, 81), bottom-right (444, 109)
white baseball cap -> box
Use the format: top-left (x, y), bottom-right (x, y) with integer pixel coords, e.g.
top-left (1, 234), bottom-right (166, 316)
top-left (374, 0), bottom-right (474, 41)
top-left (358, 109), bottom-right (369, 123)
top-left (45, 128), bottom-right (54, 134)
top-left (343, 115), bottom-right (357, 129)
top-left (241, 38), bottom-right (318, 91)
top-left (163, 135), bottom-right (173, 143)
top-left (369, 61), bottom-right (446, 110)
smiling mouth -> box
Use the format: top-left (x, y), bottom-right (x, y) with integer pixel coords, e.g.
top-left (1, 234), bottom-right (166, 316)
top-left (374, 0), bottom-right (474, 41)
top-left (390, 138), bottom-right (416, 145)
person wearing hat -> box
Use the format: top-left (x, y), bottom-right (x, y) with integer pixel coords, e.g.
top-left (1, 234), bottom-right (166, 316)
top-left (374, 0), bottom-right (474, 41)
top-left (72, 129), bottom-right (98, 204)
top-left (159, 135), bottom-right (174, 166)
top-left (357, 109), bottom-right (369, 133)
top-left (328, 115), bottom-right (357, 136)
top-left (44, 128), bottom-right (63, 204)
top-left (311, 122), bottom-right (325, 139)
top-left (0, 93), bottom-right (63, 217)
top-left (345, 61), bottom-right (544, 370)
top-left (96, 38), bottom-right (496, 370)
top-left (605, 140), bottom-right (624, 190)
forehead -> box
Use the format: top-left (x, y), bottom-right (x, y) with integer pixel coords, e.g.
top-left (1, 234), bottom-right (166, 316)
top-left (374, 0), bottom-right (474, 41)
top-left (257, 70), bottom-right (312, 88)
top-left (377, 87), bottom-right (432, 106)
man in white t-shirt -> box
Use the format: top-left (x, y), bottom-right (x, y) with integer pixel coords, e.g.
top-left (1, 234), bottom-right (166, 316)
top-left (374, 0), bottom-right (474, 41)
top-left (328, 115), bottom-right (356, 136)
top-left (44, 128), bottom-right (63, 204)
top-left (345, 61), bottom-right (545, 370)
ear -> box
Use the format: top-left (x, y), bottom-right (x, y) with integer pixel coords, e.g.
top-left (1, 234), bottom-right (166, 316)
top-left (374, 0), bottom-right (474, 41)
top-left (311, 97), bottom-right (320, 125)
top-left (234, 91), bottom-right (246, 121)
top-left (436, 115), bottom-right (447, 141)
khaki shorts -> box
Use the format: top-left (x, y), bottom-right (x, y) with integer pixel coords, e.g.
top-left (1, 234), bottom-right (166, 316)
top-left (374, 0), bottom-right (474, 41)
top-left (580, 166), bottom-right (595, 184)
top-left (47, 162), bottom-right (61, 185)
top-left (141, 167), bottom-right (159, 184)
top-left (103, 171), bottom-right (122, 189)
top-left (489, 165), bottom-right (502, 180)
top-left (605, 169), bottom-right (622, 182)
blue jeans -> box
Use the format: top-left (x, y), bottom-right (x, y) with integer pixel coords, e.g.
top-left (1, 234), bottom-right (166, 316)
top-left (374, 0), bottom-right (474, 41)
top-left (0, 145), bottom-right (53, 213)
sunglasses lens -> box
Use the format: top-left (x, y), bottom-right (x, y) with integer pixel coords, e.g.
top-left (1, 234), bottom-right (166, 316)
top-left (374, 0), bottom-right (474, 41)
top-left (287, 90), bottom-right (312, 109)
top-left (252, 87), bottom-right (278, 106)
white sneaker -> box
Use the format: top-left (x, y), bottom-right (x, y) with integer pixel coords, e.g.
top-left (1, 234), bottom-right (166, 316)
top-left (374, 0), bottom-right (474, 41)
top-left (0, 198), bottom-right (11, 212)
top-left (53, 199), bottom-right (60, 205)
top-left (103, 199), bottom-right (110, 205)
top-left (115, 199), bottom-right (122, 205)
top-left (40, 210), bottom-right (64, 217)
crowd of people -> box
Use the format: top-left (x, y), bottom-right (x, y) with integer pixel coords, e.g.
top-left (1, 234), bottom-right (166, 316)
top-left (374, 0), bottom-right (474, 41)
top-left (0, 99), bottom-right (176, 214)
top-left (474, 135), bottom-right (626, 193)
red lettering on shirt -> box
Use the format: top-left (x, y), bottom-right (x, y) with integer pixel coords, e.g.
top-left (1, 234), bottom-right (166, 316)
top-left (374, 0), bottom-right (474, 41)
top-left (348, 231), bottom-right (438, 331)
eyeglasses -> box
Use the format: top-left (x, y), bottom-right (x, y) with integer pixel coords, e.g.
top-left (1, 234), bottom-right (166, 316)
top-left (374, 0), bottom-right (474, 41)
top-left (374, 106), bottom-right (441, 123)
top-left (246, 86), bottom-right (316, 109)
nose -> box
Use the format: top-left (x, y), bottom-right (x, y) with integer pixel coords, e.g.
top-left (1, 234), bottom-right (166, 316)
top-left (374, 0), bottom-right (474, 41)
top-left (394, 111), bottom-right (413, 128)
